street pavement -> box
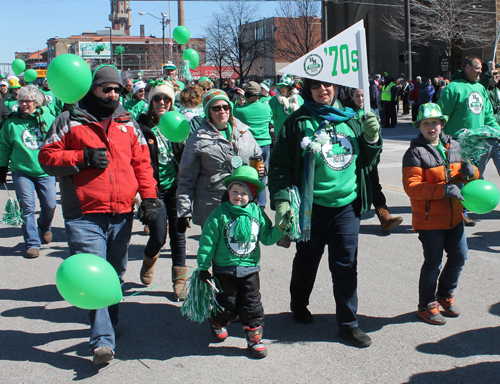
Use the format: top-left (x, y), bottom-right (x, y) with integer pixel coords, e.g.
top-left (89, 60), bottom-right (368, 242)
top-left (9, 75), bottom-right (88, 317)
top-left (1, 113), bottom-right (500, 383)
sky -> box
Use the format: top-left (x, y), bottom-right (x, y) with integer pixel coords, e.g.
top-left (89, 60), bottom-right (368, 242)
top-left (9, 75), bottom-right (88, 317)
top-left (0, 0), bottom-right (282, 73)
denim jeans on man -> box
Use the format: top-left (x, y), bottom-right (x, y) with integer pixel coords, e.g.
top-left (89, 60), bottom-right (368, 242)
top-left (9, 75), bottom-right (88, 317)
top-left (291, 201), bottom-right (361, 329)
top-left (145, 186), bottom-right (186, 265)
top-left (12, 171), bottom-right (56, 250)
top-left (65, 212), bottom-right (133, 352)
top-left (255, 145), bottom-right (270, 209)
top-left (477, 138), bottom-right (500, 179)
top-left (417, 222), bottom-right (467, 307)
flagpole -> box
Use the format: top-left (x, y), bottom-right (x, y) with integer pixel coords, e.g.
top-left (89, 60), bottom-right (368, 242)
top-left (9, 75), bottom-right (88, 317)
top-left (356, 23), bottom-right (371, 116)
top-left (493, 20), bottom-right (500, 63)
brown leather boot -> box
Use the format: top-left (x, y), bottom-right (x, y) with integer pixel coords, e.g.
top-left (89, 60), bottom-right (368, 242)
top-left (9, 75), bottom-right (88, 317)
top-left (375, 205), bottom-right (403, 232)
top-left (172, 266), bottom-right (188, 301)
top-left (140, 251), bottom-right (160, 285)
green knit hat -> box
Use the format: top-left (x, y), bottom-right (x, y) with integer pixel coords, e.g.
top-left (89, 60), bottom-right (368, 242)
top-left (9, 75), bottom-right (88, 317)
top-left (224, 165), bottom-right (265, 196)
top-left (277, 74), bottom-right (294, 88)
top-left (202, 89), bottom-right (232, 121)
top-left (412, 103), bottom-right (449, 128)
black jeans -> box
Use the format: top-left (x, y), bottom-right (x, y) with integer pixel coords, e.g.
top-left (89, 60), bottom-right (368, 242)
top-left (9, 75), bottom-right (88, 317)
top-left (212, 271), bottom-right (264, 328)
top-left (291, 202), bottom-right (361, 329)
top-left (383, 101), bottom-right (397, 127)
top-left (369, 164), bottom-right (386, 208)
top-left (145, 186), bottom-right (186, 266)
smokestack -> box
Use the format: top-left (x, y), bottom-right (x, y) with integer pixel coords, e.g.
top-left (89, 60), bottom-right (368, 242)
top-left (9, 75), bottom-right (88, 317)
top-left (178, 0), bottom-right (184, 26)
top-left (140, 24), bottom-right (145, 39)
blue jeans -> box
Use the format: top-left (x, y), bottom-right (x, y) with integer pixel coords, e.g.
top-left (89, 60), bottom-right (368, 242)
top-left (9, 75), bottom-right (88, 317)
top-left (255, 145), bottom-right (270, 209)
top-left (417, 222), bottom-right (468, 307)
top-left (12, 171), bottom-right (56, 250)
top-left (477, 138), bottom-right (500, 179)
top-left (145, 186), bottom-right (186, 266)
top-left (65, 212), bottom-right (133, 352)
top-left (291, 201), bottom-right (361, 329)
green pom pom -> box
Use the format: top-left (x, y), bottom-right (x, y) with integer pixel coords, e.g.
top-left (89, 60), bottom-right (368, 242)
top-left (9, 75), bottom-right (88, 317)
top-left (180, 269), bottom-right (222, 323)
top-left (1, 197), bottom-right (23, 226)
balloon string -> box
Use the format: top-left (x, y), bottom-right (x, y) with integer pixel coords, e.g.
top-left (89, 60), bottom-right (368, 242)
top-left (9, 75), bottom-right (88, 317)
top-left (123, 266), bottom-right (195, 300)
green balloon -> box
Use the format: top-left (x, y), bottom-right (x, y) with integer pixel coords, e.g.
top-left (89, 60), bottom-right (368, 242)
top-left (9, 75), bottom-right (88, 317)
top-left (12, 59), bottom-right (26, 76)
top-left (173, 26), bottom-right (190, 45)
top-left (182, 49), bottom-right (199, 70)
top-left (24, 69), bottom-right (38, 83)
top-left (461, 180), bottom-right (500, 214)
top-left (47, 54), bottom-right (92, 104)
top-left (56, 253), bottom-right (123, 310)
top-left (159, 111), bottom-right (190, 143)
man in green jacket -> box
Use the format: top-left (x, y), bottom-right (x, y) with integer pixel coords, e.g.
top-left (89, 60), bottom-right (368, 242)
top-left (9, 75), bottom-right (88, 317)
top-left (438, 56), bottom-right (500, 226)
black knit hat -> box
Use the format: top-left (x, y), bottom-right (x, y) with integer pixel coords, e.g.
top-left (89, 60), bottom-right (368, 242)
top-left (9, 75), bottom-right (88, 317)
top-left (91, 65), bottom-right (122, 90)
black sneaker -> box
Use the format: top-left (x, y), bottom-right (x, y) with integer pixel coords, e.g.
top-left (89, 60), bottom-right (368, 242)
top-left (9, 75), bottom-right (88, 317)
top-left (93, 346), bottom-right (114, 365)
top-left (290, 303), bottom-right (313, 324)
top-left (339, 326), bottom-right (372, 348)
top-left (436, 293), bottom-right (461, 317)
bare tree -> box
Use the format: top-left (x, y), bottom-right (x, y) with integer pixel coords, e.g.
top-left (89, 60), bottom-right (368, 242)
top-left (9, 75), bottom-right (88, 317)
top-left (275, 0), bottom-right (322, 62)
top-left (146, 44), bottom-right (164, 71)
top-left (220, 1), bottom-right (268, 83)
top-left (383, 0), bottom-right (495, 57)
top-left (204, 13), bottom-right (229, 88)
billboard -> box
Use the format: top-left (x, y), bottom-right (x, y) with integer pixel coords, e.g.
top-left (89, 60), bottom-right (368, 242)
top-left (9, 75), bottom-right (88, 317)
top-left (78, 42), bottom-right (111, 60)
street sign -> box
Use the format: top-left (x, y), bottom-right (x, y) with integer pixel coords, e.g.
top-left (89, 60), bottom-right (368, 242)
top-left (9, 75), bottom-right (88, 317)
top-left (34, 62), bottom-right (48, 68)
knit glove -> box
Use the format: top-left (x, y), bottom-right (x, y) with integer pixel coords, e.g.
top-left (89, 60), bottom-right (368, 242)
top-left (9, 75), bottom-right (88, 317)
top-left (138, 198), bottom-right (163, 225)
top-left (363, 112), bottom-right (380, 142)
top-left (177, 217), bottom-right (191, 233)
top-left (275, 200), bottom-right (290, 232)
top-left (83, 148), bottom-right (109, 169)
top-left (199, 270), bottom-right (212, 284)
top-left (0, 166), bottom-right (8, 184)
top-left (459, 161), bottom-right (475, 179)
top-left (444, 184), bottom-right (465, 201)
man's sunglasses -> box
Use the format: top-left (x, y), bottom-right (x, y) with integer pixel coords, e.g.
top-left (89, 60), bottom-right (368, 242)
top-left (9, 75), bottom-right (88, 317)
top-left (152, 95), bottom-right (171, 103)
top-left (310, 81), bottom-right (334, 90)
top-left (211, 104), bottom-right (230, 112)
top-left (100, 85), bottom-right (123, 94)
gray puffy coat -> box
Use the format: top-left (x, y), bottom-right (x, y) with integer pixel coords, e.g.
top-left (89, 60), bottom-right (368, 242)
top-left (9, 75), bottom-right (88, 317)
top-left (176, 118), bottom-right (262, 226)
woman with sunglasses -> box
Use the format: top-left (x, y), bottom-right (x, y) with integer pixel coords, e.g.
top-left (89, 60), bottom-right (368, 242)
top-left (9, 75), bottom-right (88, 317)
top-left (269, 78), bottom-right (382, 348)
top-left (136, 81), bottom-right (188, 301)
top-left (177, 89), bottom-right (263, 231)
top-left (0, 84), bottom-right (56, 259)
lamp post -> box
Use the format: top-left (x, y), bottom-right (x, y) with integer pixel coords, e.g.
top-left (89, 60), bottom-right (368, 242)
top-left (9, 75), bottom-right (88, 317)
top-left (105, 26), bottom-right (113, 65)
top-left (139, 11), bottom-right (171, 65)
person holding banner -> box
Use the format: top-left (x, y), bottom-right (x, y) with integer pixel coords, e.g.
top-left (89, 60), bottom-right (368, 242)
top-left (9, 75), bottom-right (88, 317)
top-left (269, 78), bottom-right (382, 348)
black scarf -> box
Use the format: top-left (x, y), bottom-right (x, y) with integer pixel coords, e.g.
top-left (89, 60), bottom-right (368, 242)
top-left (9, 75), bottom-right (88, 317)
top-left (81, 91), bottom-right (119, 121)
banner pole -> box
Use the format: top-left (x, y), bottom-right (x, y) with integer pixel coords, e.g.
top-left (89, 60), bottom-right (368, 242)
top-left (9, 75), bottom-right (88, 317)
top-left (356, 23), bottom-right (371, 116)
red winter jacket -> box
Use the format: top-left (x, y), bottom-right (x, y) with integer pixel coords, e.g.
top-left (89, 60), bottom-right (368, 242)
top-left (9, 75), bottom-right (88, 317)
top-left (39, 104), bottom-right (157, 218)
top-left (409, 80), bottom-right (421, 103)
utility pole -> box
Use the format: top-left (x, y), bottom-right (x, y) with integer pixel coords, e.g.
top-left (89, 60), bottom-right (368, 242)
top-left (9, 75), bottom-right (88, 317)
top-left (404, 0), bottom-right (412, 80)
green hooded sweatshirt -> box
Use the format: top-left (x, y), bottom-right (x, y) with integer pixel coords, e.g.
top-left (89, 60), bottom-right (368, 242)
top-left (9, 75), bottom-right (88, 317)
top-left (438, 70), bottom-right (500, 138)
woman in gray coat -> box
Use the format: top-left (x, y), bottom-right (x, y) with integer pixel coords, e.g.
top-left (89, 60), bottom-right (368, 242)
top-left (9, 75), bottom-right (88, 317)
top-left (176, 89), bottom-right (263, 231)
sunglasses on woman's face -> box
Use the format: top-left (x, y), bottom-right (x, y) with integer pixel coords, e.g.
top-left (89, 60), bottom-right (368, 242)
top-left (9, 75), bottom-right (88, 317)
top-left (211, 104), bottom-right (230, 112)
top-left (153, 96), bottom-right (171, 103)
top-left (310, 81), bottom-right (334, 90)
top-left (100, 85), bottom-right (123, 94)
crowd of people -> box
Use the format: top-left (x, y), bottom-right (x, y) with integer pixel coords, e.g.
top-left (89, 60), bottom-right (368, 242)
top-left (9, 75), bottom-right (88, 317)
top-left (1, 54), bottom-right (499, 364)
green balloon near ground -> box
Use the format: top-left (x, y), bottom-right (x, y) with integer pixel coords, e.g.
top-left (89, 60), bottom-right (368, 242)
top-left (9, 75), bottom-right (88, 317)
top-left (173, 26), bottom-right (190, 45)
top-left (461, 179), bottom-right (500, 214)
top-left (182, 49), bottom-right (199, 70)
top-left (159, 111), bottom-right (190, 143)
top-left (24, 69), bottom-right (38, 83)
top-left (56, 253), bottom-right (123, 310)
top-left (47, 54), bottom-right (92, 104)
top-left (12, 59), bottom-right (26, 76)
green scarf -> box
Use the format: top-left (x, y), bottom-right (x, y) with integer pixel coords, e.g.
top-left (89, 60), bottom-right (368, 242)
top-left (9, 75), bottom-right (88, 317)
top-left (224, 201), bottom-right (253, 245)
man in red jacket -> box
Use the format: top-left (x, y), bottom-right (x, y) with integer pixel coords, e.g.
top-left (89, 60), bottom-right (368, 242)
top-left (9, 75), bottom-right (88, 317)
top-left (409, 76), bottom-right (422, 123)
top-left (39, 65), bottom-right (159, 365)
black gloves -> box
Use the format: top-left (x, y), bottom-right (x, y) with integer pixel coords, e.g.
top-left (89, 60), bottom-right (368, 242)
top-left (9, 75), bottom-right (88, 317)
top-left (0, 166), bottom-right (8, 184)
top-left (459, 161), bottom-right (475, 179)
top-left (83, 148), bottom-right (109, 169)
top-left (138, 198), bottom-right (163, 225)
top-left (198, 270), bottom-right (212, 283)
top-left (177, 217), bottom-right (191, 233)
top-left (444, 184), bottom-right (465, 201)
